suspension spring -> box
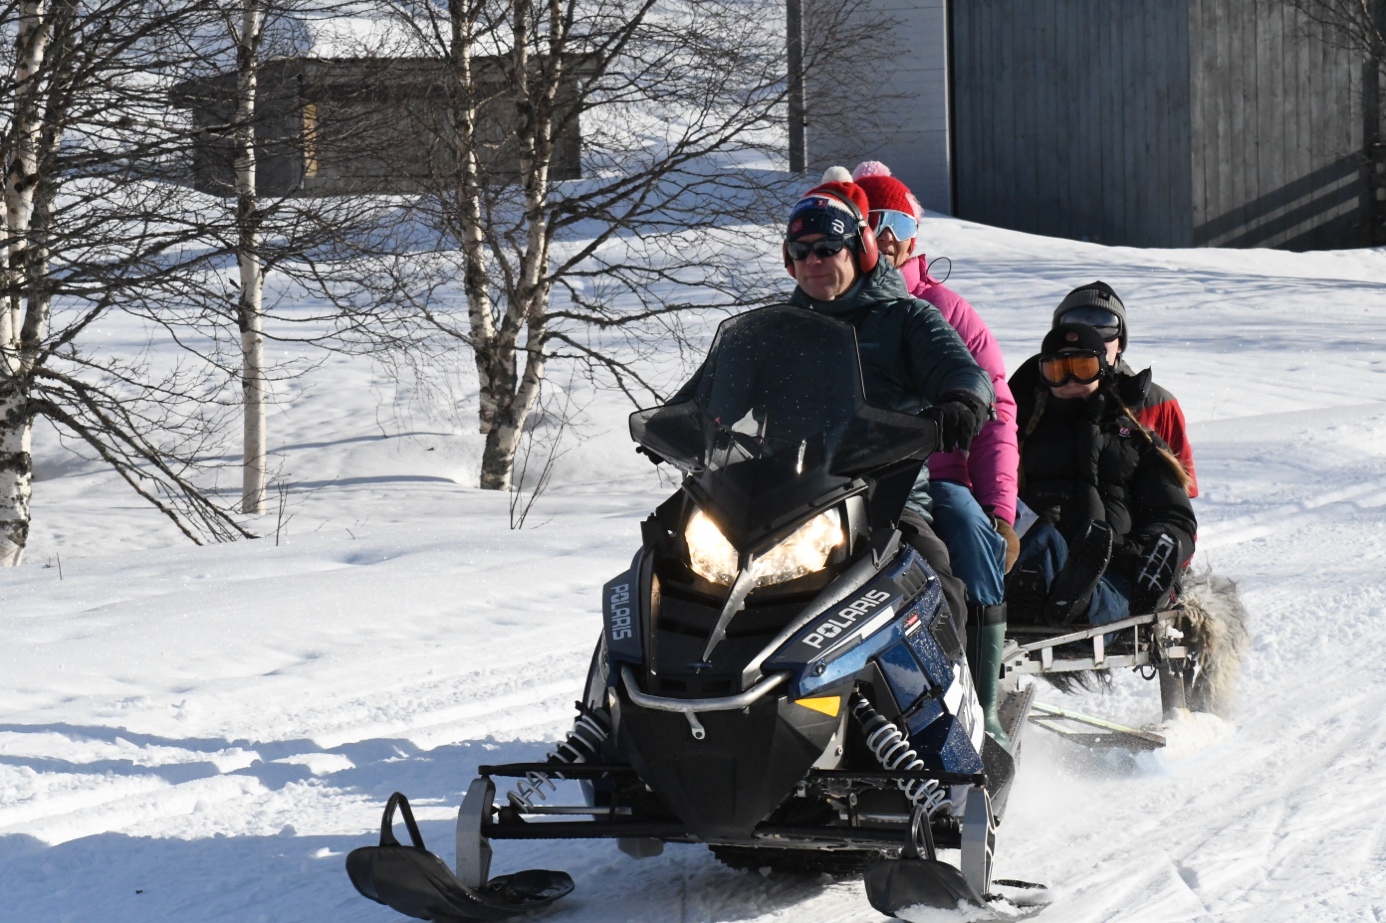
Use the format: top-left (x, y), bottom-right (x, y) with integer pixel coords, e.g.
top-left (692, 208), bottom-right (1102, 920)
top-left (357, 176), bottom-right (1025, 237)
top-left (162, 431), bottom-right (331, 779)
top-left (851, 693), bottom-right (951, 818)
top-left (506, 702), bottom-right (611, 811)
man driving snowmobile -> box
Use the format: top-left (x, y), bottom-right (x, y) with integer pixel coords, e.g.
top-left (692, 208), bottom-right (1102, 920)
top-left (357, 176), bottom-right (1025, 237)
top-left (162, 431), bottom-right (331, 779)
top-left (781, 181), bottom-right (994, 665)
top-left (347, 183), bottom-right (1022, 923)
top-left (1008, 320), bottom-right (1197, 625)
top-left (667, 179), bottom-right (998, 733)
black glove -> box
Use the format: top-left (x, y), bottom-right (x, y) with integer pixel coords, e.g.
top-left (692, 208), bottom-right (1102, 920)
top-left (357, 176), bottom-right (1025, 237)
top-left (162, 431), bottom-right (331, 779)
top-left (924, 389), bottom-right (989, 453)
top-left (636, 445), bottom-right (665, 466)
top-left (1125, 530), bottom-right (1182, 613)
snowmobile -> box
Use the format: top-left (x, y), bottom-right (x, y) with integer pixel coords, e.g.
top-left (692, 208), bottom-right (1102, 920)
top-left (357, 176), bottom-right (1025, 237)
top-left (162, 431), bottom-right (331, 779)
top-left (345, 304), bottom-right (1032, 921)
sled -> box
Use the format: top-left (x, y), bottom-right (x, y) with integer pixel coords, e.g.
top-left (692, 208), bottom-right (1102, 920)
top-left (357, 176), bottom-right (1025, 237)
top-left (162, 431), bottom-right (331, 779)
top-left (1002, 571), bottom-right (1250, 751)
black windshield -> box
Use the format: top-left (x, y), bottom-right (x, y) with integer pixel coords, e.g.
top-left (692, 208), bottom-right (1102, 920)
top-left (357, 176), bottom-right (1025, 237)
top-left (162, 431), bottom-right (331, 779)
top-left (631, 305), bottom-right (936, 550)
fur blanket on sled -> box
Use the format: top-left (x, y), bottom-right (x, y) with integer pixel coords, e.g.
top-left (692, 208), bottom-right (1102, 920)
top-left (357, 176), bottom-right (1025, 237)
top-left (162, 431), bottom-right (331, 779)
top-left (1178, 568), bottom-right (1251, 716)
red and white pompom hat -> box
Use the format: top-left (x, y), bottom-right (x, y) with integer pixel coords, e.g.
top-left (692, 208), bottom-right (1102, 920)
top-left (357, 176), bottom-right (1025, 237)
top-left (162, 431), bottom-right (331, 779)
top-left (846, 161), bottom-right (924, 221)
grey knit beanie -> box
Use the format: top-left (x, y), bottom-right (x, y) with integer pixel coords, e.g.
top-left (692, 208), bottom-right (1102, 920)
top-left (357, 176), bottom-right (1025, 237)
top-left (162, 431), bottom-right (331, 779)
top-left (1052, 281), bottom-right (1128, 352)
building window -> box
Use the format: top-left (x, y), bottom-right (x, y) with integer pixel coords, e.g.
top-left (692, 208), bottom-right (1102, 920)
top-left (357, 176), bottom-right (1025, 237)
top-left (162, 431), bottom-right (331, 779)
top-left (303, 103), bottom-right (318, 178)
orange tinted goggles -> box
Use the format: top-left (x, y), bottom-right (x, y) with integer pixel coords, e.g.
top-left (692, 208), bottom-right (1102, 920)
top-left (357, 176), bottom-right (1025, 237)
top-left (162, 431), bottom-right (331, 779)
top-left (1039, 352), bottom-right (1105, 386)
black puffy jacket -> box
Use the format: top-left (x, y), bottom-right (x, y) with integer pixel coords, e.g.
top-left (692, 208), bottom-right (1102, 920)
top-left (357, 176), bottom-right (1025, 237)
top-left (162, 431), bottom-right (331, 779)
top-left (1011, 362), bottom-right (1196, 567)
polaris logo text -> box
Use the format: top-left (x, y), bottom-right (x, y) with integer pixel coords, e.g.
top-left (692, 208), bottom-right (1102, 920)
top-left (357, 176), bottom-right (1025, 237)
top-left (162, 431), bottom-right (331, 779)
top-left (608, 583), bottom-right (633, 640)
top-left (801, 589), bottom-right (893, 650)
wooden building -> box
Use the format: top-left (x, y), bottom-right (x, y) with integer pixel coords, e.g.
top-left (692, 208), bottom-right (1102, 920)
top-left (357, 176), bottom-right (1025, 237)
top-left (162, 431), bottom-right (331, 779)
top-left (806, 0), bottom-right (1384, 250)
top-left (170, 57), bottom-right (583, 197)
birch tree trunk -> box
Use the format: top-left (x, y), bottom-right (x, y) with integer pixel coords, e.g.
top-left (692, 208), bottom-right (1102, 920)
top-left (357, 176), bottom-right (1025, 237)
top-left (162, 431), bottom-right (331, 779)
top-left (448, 0), bottom-right (500, 440)
top-left (475, 0), bottom-right (556, 491)
top-left (0, 392), bottom-right (32, 566)
top-left (234, 0), bottom-right (266, 514)
top-left (0, 0), bottom-right (55, 565)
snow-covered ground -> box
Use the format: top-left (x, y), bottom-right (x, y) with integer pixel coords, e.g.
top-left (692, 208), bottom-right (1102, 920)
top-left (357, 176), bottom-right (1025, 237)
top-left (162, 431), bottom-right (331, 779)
top-left (4, 215), bottom-right (1386, 922)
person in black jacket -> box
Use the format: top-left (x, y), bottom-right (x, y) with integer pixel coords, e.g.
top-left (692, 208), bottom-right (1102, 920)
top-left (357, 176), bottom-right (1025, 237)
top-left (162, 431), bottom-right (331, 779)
top-left (780, 180), bottom-right (995, 695)
top-left (1007, 323), bottom-right (1197, 626)
top-left (1010, 281), bottom-right (1199, 499)
top-left (662, 179), bottom-right (1008, 742)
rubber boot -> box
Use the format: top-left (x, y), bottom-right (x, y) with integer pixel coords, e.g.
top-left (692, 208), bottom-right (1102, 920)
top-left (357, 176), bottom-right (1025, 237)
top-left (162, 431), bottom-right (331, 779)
top-left (966, 604), bottom-right (1012, 750)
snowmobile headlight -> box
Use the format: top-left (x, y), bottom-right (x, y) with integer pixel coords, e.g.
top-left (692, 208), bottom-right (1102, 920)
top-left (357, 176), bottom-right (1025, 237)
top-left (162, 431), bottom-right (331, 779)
top-left (686, 508), bottom-right (844, 588)
top-left (686, 509), bottom-right (741, 586)
top-left (750, 508), bottom-right (843, 587)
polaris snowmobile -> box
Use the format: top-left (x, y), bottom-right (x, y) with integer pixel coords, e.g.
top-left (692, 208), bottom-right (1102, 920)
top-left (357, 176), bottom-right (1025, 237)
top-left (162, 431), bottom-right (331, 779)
top-left (346, 304), bottom-right (1032, 921)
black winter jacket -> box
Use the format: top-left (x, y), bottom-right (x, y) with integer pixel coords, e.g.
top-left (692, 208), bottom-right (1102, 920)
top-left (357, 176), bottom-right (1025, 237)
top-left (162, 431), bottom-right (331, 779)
top-left (675, 259), bottom-right (993, 412)
top-left (1011, 361), bottom-right (1196, 568)
top-left (669, 261), bottom-right (992, 512)
top-left (786, 258), bottom-right (993, 413)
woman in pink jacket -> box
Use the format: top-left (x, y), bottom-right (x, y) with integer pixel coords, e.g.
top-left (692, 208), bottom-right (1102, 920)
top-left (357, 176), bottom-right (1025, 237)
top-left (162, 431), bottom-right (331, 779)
top-left (830, 161), bottom-right (1020, 747)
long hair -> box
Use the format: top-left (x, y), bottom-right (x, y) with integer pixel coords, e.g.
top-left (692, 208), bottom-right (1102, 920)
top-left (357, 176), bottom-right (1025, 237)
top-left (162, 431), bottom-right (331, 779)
top-left (1107, 389), bottom-right (1194, 492)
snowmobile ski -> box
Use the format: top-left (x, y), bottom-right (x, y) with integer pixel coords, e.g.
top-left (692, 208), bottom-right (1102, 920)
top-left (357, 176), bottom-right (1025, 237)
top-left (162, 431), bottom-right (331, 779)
top-left (865, 801), bottom-right (982, 914)
top-left (867, 868), bottom-right (1052, 922)
top-left (345, 792), bottom-right (573, 922)
top-left (865, 856), bottom-right (988, 915)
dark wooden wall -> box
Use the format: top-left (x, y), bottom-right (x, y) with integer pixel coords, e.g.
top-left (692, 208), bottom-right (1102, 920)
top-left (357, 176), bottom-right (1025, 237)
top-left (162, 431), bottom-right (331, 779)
top-left (1189, 0), bottom-right (1368, 249)
top-left (951, 0), bottom-right (1375, 250)
top-left (952, 0), bottom-right (1193, 247)
top-left (172, 58), bottom-right (584, 198)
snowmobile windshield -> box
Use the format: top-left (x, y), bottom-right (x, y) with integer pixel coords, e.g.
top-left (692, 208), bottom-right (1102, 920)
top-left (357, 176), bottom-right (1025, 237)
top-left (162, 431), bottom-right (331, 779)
top-left (631, 304), bottom-right (937, 550)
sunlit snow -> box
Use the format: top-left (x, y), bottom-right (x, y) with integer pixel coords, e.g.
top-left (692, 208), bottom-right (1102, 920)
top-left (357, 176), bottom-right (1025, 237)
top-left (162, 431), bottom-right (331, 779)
top-left (3, 213), bottom-right (1385, 922)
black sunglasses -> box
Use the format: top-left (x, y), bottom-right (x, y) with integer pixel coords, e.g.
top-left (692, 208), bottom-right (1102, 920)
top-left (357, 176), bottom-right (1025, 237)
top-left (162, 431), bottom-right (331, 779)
top-left (786, 237), bottom-right (851, 261)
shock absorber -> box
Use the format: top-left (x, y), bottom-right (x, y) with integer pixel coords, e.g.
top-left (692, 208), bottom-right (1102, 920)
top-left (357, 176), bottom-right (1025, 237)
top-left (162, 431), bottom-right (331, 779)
top-left (506, 702), bottom-right (611, 811)
top-left (851, 692), bottom-right (951, 817)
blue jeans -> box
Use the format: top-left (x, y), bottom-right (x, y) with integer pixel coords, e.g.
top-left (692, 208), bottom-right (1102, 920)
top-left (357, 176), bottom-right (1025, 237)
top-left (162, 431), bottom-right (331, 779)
top-left (1015, 521), bottom-right (1131, 625)
top-left (927, 480), bottom-right (1007, 608)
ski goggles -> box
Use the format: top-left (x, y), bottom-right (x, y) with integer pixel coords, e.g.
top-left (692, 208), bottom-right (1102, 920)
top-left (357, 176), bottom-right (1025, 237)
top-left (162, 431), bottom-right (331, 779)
top-left (785, 236), bottom-right (852, 261)
top-left (868, 209), bottom-right (919, 242)
top-left (1038, 350), bottom-right (1108, 386)
top-left (1056, 306), bottom-right (1122, 341)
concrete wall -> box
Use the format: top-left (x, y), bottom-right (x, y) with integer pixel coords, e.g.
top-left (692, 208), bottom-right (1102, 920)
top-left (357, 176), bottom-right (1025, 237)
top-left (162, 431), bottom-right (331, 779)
top-left (805, 0), bottom-right (953, 214)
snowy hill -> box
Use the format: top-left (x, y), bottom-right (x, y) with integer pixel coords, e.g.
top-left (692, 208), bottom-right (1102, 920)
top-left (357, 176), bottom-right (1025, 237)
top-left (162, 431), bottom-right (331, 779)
top-left (3, 216), bottom-right (1386, 922)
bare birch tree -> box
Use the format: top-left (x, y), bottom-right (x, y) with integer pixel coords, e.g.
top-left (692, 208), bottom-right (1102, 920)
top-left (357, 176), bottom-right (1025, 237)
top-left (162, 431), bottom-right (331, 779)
top-left (230, 0), bottom-right (267, 513)
top-left (0, 0), bottom-right (54, 563)
top-left (163, 0), bottom-right (418, 516)
top-left (360, 0), bottom-right (879, 491)
top-left (0, 0), bottom-right (263, 565)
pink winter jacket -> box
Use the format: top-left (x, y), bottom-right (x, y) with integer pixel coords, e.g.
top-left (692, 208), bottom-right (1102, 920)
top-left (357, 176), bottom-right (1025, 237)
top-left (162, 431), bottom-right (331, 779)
top-left (901, 256), bottom-right (1019, 525)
